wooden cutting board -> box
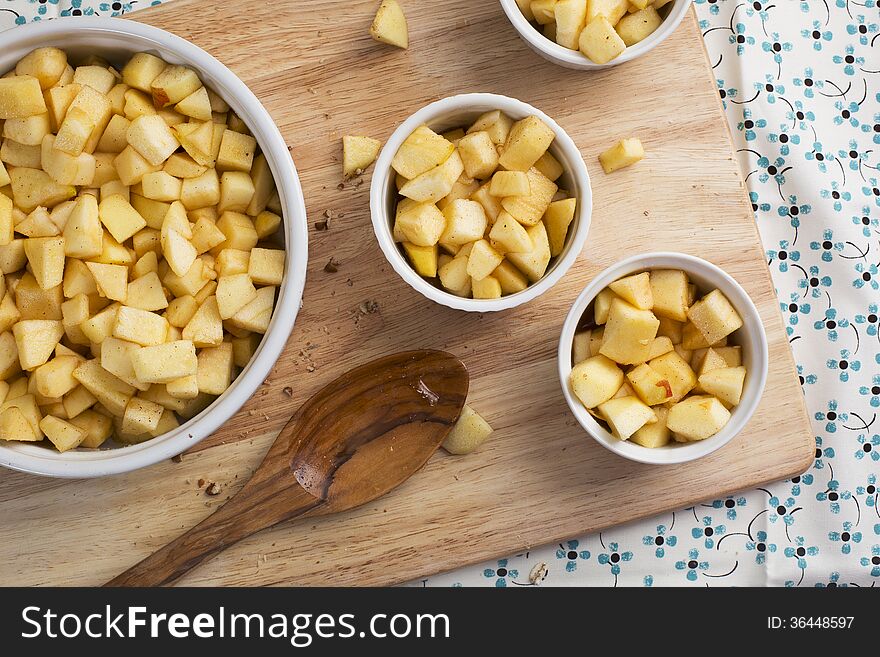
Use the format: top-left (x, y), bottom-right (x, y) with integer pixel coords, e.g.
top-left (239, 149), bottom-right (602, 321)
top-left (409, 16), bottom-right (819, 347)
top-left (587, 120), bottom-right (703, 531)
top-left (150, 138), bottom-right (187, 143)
top-left (0, 1), bottom-right (814, 586)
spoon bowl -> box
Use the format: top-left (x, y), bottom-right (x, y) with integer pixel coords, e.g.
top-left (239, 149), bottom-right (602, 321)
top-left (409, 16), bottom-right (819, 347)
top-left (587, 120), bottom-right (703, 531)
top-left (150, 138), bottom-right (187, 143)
top-left (105, 350), bottom-right (469, 586)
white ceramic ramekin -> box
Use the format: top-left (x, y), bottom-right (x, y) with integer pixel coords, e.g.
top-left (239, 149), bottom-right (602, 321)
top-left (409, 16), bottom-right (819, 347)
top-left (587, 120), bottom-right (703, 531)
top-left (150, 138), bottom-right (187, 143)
top-left (558, 253), bottom-right (768, 465)
top-left (370, 93), bottom-right (592, 312)
top-left (0, 17), bottom-right (308, 478)
top-left (498, 0), bottom-right (693, 70)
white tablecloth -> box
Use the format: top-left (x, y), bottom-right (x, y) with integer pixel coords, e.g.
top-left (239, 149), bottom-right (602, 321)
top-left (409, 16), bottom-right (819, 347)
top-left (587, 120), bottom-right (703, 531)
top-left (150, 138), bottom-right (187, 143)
top-left (2, 0), bottom-right (878, 587)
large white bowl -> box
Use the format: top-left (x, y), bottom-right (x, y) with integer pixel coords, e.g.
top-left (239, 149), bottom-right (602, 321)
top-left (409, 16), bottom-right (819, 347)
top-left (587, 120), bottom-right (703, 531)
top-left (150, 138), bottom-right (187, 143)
top-left (499, 0), bottom-right (693, 70)
top-left (558, 253), bottom-right (768, 465)
top-left (0, 17), bottom-right (308, 478)
top-left (370, 93), bottom-right (592, 312)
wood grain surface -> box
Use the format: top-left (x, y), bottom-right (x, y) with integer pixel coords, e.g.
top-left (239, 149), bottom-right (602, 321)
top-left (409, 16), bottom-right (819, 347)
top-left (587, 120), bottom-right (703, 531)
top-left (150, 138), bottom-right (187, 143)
top-left (0, 1), bottom-right (815, 586)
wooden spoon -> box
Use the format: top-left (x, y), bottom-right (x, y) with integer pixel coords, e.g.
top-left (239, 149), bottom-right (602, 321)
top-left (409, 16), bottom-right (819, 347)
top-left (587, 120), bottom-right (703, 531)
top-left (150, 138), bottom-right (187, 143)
top-left (105, 349), bottom-right (469, 587)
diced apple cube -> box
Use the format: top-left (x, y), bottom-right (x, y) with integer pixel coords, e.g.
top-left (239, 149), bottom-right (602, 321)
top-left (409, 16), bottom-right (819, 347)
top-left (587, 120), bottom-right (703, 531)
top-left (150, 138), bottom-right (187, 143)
top-left (698, 366), bottom-right (746, 407)
top-left (686, 289), bottom-right (743, 346)
top-left (599, 298), bottom-right (660, 364)
top-left (598, 137), bottom-right (644, 173)
top-left (13, 319), bottom-right (63, 370)
top-left (488, 212), bottom-right (532, 253)
top-left (439, 199), bottom-right (487, 247)
top-left (441, 404), bottom-right (493, 454)
top-left (609, 272), bottom-right (653, 310)
top-left (457, 131), bottom-right (499, 180)
top-left (399, 150), bottom-right (464, 203)
top-left (506, 220), bottom-right (551, 282)
top-left (648, 350), bottom-right (697, 402)
top-left (402, 242), bottom-right (438, 277)
top-left (247, 248), bottom-right (284, 286)
top-left (631, 405), bottom-right (671, 447)
top-left (500, 168), bottom-right (557, 226)
top-left (370, 0), bottom-right (409, 49)
top-left (570, 354), bottom-right (624, 408)
top-left (543, 197), bottom-right (576, 257)
top-left (598, 396), bottom-right (657, 440)
top-left (196, 342), bottom-right (234, 395)
top-left (392, 125), bottom-right (454, 180)
top-left (498, 116), bottom-right (555, 172)
top-left (342, 135), bottom-right (381, 177)
top-left (113, 306), bottom-right (168, 346)
top-left (130, 340), bottom-right (198, 384)
top-left (667, 395), bottom-right (731, 441)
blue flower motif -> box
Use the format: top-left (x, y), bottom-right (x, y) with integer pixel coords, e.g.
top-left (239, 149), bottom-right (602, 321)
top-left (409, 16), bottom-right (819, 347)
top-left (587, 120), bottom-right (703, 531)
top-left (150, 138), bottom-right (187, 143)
top-left (746, 530), bottom-right (777, 565)
top-left (801, 20), bottom-right (833, 50)
top-left (826, 349), bottom-right (860, 382)
top-left (27, 0), bottom-right (59, 16)
top-left (769, 495), bottom-right (797, 526)
top-left (805, 140), bottom-right (834, 173)
top-left (789, 473), bottom-right (814, 497)
top-left (852, 206), bottom-right (878, 237)
top-left (853, 262), bottom-right (879, 291)
top-left (745, 0), bottom-right (772, 20)
top-left (762, 33), bottom-right (792, 62)
top-left (691, 516), bottom-right (726, 549)
top-left (809, 228), bottom-right (844, 261)
top-left (755, 74), bottom-right (785, 103)
top-left (863, 178), bottom-right (880, 207)
top-left (642, 524), bottom-right (677, 558)
top-left (729, 23), bottom-right (756, 55)
top-left (737, 108), bottom-right (766, 142)
top-left (859, 545), bottom-right (880, 577)
top-left (797, 364), bottom-right (818, 387)
top-left (643, 575), bottom-right (654, 587)
top-left (767, 240), bottom-right (799, 272)
top-left (784, 536), bottom-right (819, 569)
top-left (859, 374), bottom-right (880, 407)
top-left (716, 79), bottom-right (737, 109)
top-left (768, 125), bottom-right (800, 155)
top-left (856, 474), bottom-right (877, 509)
top-left (781, 292), bottom-right (811, 333)
top-left (863, 112), bottom-right (880, 144)
top-left (813, 308), bottom-right (849, 342)
top-left (854, 303), bottom-right (878, 338)
top-left (815, 572), bottom-right (847, 588)
top-left (99, 1), bottom-right (133, 16)
top-left (787, 100), bottom-right (815, 130)
top-left (832, 44), bottom-right (864, 76)
top-left (839, 140), bottom-right (868, 170)
top-left (816, 478), bottom-right (852, 513)
top-left (792, 67), bottom-right (823, 98)
top-left (814, 399), bottom-right (848, 432)
top-left (674, 548), bottom-right (709, 582)
top-left (694, 0), bottom-right (721, 16)
top-left (749, 190), bottom-right (771, 215)
top-left (596, 542), bottom-right (632, 577)
top-left (846, 15), bottom-right (879, 46)
top-left (820, 181), bottom-right (851, 211)
top-left (798, 265), bottom-right (833, 298)
top-left (834, 100), bottom-right (861, 128)
top-left (855, 434), bottom-right (880, 462)
top-left (60, 0), bottom-right (96, 17)
top-left (555, 540), bottom-right (590, 572)
top-left (829, 521), bottom-right (862, 554)
top-left (710, 496), bottom-right (747, 520)
top-left (482, 559), bottom-right (518, 587)
top-left (813, 436), bottom-right (835, 470)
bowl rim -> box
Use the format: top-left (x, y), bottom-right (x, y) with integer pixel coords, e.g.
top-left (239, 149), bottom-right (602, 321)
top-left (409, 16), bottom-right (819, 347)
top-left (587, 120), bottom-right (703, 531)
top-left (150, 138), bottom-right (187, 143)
top-left (498, 0), bottom-right (694, 70)
top-left (369, 92), bottom-right (592, 312)
top-left (0, 17), bottom-right (308, 478)
top-left (557, 252), bottom-right (769, 465)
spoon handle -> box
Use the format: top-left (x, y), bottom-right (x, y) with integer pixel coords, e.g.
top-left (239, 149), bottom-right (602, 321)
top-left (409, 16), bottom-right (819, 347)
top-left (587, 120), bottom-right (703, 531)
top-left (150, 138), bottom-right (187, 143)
top-left (104, 478), bottom-right (322, 587)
